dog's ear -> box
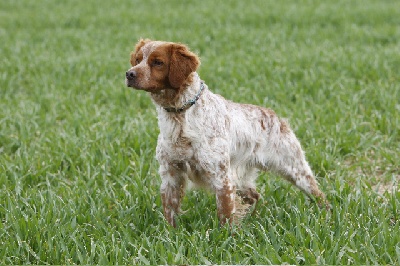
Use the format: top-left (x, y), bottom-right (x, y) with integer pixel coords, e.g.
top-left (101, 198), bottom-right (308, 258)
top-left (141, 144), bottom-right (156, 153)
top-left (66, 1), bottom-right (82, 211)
top-left (168, 43), bottom-right (200, 89)
top-left (130, 38), bottom-right (151, 65)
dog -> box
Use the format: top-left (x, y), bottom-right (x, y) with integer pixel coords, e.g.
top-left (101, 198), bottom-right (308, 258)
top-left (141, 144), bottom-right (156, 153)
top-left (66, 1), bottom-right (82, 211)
top-left (125, 39), bottom-right (328, 227)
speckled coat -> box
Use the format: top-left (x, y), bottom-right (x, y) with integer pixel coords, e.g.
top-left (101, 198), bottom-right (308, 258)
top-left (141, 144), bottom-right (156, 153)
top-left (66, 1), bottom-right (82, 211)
top-left (126, 39), bottom-right (328, 227)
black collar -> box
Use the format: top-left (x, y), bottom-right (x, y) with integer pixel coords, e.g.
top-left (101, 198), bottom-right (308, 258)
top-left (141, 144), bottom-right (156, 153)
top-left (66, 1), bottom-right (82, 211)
top-left (163, 81), bottom-right (205, 113)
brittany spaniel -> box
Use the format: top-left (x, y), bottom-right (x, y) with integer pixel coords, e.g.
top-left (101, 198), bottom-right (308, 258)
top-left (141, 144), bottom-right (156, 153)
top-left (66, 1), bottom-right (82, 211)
top-left (125, 39), bottom-right (328, 227)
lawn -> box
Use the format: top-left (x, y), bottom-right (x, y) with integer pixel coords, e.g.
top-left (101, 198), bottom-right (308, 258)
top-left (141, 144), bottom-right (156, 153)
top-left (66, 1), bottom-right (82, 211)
top-left (0, 0), bottom-right (399, 264)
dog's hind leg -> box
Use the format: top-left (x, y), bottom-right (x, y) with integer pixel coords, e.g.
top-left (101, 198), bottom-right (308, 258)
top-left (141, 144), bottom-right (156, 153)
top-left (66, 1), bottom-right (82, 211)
top-left (262, 121), bottom-right (329, 209)
top-left (278, 143), bottom-right (329, 209)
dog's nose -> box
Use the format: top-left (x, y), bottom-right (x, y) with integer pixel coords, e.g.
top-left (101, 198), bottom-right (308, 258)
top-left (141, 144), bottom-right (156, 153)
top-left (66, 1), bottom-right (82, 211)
top-left (126, 70), bottom-right (136, 80)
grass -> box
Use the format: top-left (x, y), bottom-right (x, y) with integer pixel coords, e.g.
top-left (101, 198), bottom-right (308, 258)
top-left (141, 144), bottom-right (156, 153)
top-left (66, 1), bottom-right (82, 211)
top-left (0, 0), bottom-right (399, 264)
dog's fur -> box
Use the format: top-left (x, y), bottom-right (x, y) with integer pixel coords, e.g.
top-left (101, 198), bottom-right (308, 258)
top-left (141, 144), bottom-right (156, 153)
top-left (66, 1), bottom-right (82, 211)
top-left (125, 39), bottom-right (328, 227)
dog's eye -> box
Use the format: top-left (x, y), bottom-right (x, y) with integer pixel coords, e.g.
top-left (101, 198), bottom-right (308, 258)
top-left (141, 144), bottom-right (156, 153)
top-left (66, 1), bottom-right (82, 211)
top-left (153, 59), bottom-right (164, 66)
top-left (135, 58), bottom-right (141, 65)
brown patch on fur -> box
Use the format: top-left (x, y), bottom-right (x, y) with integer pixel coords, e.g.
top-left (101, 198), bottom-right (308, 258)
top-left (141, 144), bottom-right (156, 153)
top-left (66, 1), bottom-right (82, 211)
top-left (279, 119), bottom-right (290, 134)
top-left (216, 180), bottom-right (236, 226)
top-left (259, 107), bottom-right (277, 131)
top-left (260, 120), bottom-right (266, 130)
top-left (149, 71), bottom-right (201, 109)
top-left (219, 162), bottom-right (227, 172)
top-left (168, 43), bottom-right (200, 89)
top-left (261, 107), bottom-right (276, 117)
top-left (161, 192), bottom-right (177, 227)
top-left (130, 38), bottom-right (151, 66)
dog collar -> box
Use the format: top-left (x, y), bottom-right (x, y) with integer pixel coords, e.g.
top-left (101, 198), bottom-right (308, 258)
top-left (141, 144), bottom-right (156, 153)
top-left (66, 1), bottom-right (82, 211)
top-left (164, 81), bottom-right (205, 113)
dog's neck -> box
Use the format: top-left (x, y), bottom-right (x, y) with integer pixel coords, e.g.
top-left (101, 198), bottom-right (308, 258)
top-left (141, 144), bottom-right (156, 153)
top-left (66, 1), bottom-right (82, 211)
top-left (149, 72), bottom-right (202, 112)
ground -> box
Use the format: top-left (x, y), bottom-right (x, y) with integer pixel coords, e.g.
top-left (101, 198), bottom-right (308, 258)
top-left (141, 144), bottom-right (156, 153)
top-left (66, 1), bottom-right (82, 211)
top-left (0, 0), bottom-right (399, 264)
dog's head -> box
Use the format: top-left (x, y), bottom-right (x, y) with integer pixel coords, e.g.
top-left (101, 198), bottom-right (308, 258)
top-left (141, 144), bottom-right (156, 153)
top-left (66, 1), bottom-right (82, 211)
top-left (125, 39), bottom-right (200, 92)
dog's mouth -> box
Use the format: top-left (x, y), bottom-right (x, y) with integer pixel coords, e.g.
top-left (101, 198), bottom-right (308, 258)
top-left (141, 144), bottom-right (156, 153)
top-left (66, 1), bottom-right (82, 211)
top-left (125, 78), bottom-right (136, 88)
top-left (125, 76), bottom-right (143, 90)
top-left (125, 78), bottom-right (161, 93)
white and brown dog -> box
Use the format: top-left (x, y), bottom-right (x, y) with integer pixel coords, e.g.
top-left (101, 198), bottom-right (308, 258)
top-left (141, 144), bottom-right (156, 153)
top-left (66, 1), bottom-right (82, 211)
top-left (125, 39), bottom-right (328, 227)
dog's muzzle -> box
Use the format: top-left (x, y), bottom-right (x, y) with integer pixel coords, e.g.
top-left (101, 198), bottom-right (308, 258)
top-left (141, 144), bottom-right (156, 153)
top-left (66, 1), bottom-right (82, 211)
top-left (125, 70), bottom-right (137, 87)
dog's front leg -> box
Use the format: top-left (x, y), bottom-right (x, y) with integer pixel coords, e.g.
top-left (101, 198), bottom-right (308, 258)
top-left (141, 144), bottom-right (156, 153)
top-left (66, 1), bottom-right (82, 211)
top-left (216, 176), bottom-right (236, 226)
top-left (159, 163), bottom-right (186, 227)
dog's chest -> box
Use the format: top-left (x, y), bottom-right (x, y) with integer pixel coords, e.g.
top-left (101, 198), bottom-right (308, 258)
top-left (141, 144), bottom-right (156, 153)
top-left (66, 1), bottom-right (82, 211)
top-left (158, 117), bottom-right (197, 161)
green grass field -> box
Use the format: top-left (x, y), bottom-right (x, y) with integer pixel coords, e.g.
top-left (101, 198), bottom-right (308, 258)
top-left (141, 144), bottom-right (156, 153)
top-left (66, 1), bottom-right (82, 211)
top-left (1, 0), bottom-right (399, 264)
